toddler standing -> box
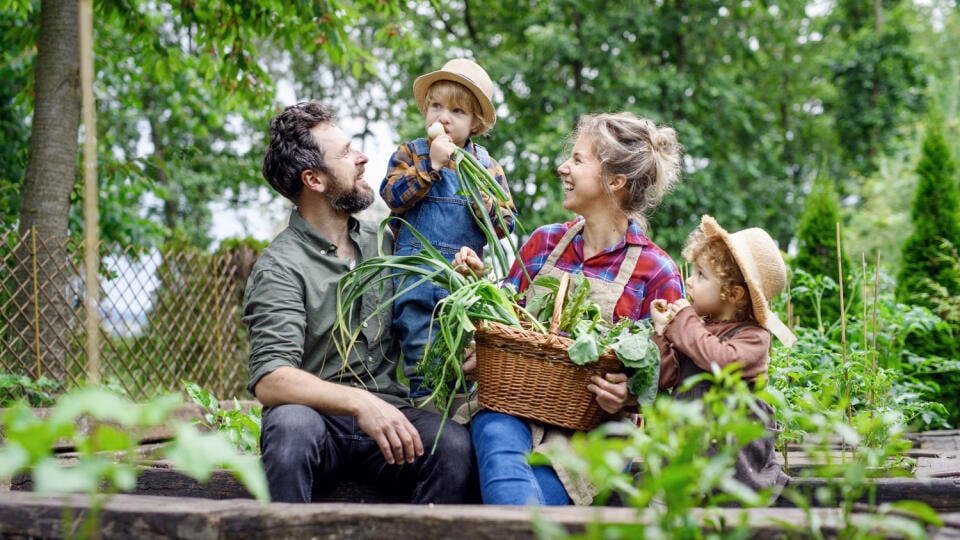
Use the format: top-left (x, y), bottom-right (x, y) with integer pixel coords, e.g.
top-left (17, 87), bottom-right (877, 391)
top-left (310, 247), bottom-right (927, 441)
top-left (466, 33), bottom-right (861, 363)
top-left (380, 58), bottom-right (516, 399)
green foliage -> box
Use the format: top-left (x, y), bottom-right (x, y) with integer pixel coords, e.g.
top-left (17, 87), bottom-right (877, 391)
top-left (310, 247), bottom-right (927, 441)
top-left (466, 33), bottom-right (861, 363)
top-left (772, 263), bottom-right (956, 429)
top-left (183, 381), bottom-right (261, 455)
top-left (0, 385), bottom-right (269, 507)
top-left (0, 3), bottom-right (31, 231)
top-left (5, 0), bottom-right (408, 248)
top-left (792, 175), bottom-right (852, 329)
top-left (827, 0), bottom-right (926, 176)
top-left (536, 368), bottom-right (768, 538)
top-left (897, 122), bottom-right (960, 310)
top-left (0, 373), bottom-right (60, 407)
top-left (535, 357), bottom-right (943, 538)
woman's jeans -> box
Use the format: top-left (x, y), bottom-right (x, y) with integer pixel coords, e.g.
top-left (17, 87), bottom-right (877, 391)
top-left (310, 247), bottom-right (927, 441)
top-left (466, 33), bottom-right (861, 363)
top-left (470, 410), bottom-right (571, 505)
top-left (260, 403), bottom-right (476, 503)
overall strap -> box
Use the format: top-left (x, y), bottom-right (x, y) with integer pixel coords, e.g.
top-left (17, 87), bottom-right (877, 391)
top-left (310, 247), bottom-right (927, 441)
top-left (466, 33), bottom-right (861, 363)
top-left (471, 141), bottom-right (491, 169)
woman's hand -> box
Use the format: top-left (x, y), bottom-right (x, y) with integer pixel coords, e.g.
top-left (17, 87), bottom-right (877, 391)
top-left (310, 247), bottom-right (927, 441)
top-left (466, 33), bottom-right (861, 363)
top-left (588, 373), bottom-right (635, 414)
top-left (453, 246), bottom-right (484, 277)
top-left (462, 343), bottom-right (477, 381)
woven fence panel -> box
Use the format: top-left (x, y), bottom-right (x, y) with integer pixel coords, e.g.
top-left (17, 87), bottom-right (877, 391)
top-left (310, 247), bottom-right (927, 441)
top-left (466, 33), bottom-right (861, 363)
top-left (1, 229), bottom-right (251, 400)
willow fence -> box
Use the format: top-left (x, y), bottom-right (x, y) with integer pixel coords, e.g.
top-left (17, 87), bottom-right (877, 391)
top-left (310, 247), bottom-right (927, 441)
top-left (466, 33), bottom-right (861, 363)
top-left (1, 229), bottom-right (258, 400)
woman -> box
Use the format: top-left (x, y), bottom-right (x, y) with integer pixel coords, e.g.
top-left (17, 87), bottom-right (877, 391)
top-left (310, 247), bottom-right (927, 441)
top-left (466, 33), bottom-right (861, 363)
top-left (454, 112), bottom-right (685, 505)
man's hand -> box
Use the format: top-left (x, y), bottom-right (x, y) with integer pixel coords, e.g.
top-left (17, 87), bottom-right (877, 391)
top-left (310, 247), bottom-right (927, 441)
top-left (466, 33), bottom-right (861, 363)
top-left (355, 392), bottom-right (424, 465)
top-left (587, 373), bottom-right (635, 414)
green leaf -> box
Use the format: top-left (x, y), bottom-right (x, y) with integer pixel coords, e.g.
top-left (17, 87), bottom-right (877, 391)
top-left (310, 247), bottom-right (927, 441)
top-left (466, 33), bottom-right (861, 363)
top-left (613, 331), bottom-right (656, 368)
top-left (164, 424), bottom-right (269, 503)
top-left (33, 457), bottom-right (109, 493)
top-left (568, 334), bottom-right (600, 365)
top-left (0, 444), bottom-right (30, 478)
top-left (882, 500), bottom-right (943, 526)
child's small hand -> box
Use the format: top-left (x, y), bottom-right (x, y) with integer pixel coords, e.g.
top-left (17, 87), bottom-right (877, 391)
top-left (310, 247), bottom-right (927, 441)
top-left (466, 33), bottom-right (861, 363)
top-left (650, 299), bottom-right (670, 335)
top-left (669, 298), bottom-right (691, 315)
top-left (453, 246), bottom-right (484, 277)
top-left (429, 133), bottom-right (456, 172)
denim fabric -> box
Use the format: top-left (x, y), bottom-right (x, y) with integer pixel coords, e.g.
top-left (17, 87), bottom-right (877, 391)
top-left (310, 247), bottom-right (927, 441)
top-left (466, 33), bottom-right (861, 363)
top-left (394, 138), bottom-right (491, 397)
top-left (393, 138), bottom-right (491, 259)
top-left (471, 410), bottom-right (570, 505)
top-left (392, 275), bottom-right (449, 398)
top-left (260, 404), bottom-right (476, 503)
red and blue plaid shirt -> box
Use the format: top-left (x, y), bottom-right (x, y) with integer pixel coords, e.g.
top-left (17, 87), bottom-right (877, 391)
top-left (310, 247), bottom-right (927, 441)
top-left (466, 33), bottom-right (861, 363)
top-left (505, 218), bottom-right (684, 321)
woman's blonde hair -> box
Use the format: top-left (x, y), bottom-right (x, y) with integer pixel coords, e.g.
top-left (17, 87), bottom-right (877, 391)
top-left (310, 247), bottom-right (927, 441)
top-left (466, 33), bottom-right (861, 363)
top-left (420, 81), bottom-right (491, 135)
top-left (572, 112), bottom-right (683, 230)
top-left (682, 226), bottom-right (753, 321)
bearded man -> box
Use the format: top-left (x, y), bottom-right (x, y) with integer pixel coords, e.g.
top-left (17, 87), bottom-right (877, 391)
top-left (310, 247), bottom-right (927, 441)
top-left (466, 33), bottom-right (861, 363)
top-left (243, 101), bottom-right (475, 503)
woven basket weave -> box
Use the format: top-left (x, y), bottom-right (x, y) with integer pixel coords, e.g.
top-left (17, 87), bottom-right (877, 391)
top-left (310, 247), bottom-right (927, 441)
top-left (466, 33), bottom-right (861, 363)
top-left (474, 273), bottom-right (621, 431)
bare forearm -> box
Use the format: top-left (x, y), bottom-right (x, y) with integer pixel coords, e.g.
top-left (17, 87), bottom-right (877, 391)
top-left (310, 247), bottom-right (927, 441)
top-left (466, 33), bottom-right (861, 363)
top-left (253, 366), bottom-right (362, 416)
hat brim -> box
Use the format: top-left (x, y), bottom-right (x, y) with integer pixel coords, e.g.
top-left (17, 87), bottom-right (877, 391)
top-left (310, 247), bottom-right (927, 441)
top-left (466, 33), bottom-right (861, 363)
top-left (413, 71), bottom-right (496, 128)
top-left (700, 215), bottom-right (796, 347)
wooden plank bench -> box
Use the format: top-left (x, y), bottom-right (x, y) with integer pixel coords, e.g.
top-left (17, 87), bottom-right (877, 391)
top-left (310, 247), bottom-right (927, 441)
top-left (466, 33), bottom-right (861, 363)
top-left (1, 491), bottom-right (958, 540)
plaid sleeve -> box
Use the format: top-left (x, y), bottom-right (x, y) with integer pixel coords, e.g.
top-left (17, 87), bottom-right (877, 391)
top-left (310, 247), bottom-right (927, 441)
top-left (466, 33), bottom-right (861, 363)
top-left (380, 143), bottom-right (437, 215)
top-left (634, 253), bottom-right (684, 319)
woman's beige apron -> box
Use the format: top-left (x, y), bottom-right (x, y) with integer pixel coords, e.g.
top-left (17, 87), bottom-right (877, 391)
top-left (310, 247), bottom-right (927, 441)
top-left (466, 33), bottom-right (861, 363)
top-left (455, 219), bottom-right (644, 505)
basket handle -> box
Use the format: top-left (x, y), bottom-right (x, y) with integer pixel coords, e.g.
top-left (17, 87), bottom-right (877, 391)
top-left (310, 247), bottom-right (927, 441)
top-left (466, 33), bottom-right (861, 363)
top-left (548, 272), bottom-right (571, 335)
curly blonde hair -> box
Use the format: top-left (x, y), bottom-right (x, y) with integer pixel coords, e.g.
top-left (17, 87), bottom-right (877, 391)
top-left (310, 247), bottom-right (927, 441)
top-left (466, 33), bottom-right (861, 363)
top-left (571, 112), bottom-right (683, 231)
top-left (682, 226), bottom-right (753, 321)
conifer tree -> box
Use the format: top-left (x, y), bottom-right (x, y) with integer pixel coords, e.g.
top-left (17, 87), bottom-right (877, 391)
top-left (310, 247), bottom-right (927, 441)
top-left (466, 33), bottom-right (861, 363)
top-left (896, 121), bottom-right (960, 424)
top-left (896, 123), bottom-right (960, 304)
top-left (793, 175), bottom-right (851, 329)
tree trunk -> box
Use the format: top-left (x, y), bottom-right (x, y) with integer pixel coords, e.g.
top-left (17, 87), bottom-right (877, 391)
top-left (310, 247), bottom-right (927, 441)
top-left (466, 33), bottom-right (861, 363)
top-left (14, 0), bottom-right (81, 382)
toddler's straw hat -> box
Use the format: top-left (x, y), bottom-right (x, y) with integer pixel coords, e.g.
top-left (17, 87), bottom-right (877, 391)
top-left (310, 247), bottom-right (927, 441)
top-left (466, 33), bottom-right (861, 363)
top-left (413, 58), bottom-right (496, 127)
top-left (700, 215), bottom-right (797, 347)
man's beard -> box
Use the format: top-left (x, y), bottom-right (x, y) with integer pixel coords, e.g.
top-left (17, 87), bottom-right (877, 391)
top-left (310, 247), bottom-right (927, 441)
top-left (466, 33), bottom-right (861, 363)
top-left (327, 176), bottom-right (374, 214)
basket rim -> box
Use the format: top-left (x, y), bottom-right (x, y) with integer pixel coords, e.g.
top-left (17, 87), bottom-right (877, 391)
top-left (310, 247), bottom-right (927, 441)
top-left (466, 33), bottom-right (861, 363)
top-left (474, 319), bottom-right (621, 367)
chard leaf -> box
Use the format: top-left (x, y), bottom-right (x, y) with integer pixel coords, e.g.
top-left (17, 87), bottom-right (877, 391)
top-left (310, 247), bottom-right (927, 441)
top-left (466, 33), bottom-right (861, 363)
top-left (568, 334), bottom-right (601, 365)
top-left (628, 362), bottom-right (660, 407)
top-left (612, 332), bottom-right (654, 367)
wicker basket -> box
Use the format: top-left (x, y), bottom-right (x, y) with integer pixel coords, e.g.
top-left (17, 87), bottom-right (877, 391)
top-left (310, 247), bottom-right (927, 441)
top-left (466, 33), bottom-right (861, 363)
top-left (474, 273), bottom-right (622, 431)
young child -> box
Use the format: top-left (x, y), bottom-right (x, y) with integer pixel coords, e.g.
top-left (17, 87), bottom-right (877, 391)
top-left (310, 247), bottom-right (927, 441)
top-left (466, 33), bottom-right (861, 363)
top-left (650, 214), bottom-right (796, 493)
top-left (380, 58), bottom-right (516, 400)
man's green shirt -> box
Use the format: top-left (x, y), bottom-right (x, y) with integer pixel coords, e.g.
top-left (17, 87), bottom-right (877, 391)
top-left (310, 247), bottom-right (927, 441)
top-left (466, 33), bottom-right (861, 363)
top-left (243, 209), bottom-right (409, 408)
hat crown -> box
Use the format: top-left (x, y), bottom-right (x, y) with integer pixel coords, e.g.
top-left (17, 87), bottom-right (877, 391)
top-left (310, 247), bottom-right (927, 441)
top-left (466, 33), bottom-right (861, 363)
top-left (730, 228), bottom-right (786, 300)
top-left (439, 58), bottom-right (493, 101)
top-left (413, 58), bottom-right (497, 127)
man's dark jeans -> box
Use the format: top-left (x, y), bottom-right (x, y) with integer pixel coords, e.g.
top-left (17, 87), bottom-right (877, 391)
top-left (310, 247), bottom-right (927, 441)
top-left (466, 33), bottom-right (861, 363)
top-left (260, 403), bottom-right (476, 503)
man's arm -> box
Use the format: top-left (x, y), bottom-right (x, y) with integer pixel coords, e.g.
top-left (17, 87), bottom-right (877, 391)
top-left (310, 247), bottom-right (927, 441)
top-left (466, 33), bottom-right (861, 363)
top-left (254, 366), bottom-right (423, 465)
top-left (245, 259), bottom-right (422, 465)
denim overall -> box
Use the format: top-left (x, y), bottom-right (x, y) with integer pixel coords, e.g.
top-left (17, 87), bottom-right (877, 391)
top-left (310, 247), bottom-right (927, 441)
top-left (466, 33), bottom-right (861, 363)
top-left (393, 138), bottom-right (493, 398)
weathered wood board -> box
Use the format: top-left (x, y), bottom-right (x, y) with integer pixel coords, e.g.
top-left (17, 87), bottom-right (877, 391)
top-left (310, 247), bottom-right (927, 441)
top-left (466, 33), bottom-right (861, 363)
top-left (1, 491), bottom-right (958, 540)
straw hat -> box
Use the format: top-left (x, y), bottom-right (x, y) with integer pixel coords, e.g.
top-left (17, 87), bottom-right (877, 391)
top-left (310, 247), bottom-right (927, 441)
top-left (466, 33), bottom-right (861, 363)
top-left (700, 215), bottom-right (797, 347)
top-left (413, 58), bottom-right (496, 127)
